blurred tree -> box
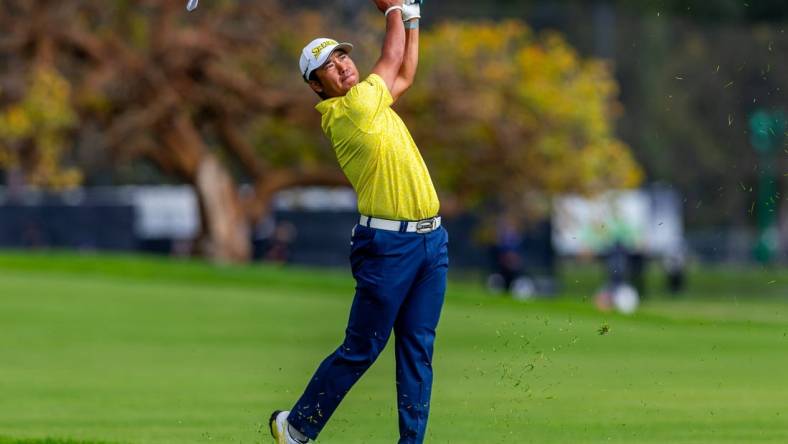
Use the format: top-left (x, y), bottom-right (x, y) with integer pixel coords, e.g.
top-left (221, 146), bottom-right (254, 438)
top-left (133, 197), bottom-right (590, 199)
top-left (0, 68), bottom-right (80, 189)
top-left (612, 15), bottom-right (787, 228)
top-left (399, 21), bottom-right (642, 217)
top-left (0, 0), bottom-right (347, 262)
top-left (397, 0), bottom-right (788, 231)
top-left (0, 1), bottom-right (640, 261)
top-left (615, 0), bottom-right (788, 23)
top-left (383, 0), bottom-right (788, 24)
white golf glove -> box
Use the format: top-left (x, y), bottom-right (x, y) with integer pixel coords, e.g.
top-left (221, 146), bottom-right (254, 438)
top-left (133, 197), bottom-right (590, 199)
top-left (402, 0), bottom-right (421, 22)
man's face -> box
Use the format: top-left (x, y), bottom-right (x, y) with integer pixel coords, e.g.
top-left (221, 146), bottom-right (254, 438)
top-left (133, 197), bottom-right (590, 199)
top-left (309, 50), bottom-right (359, 98)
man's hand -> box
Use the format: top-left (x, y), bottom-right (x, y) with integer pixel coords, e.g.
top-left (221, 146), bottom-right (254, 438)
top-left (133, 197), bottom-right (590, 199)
top-left (402, 1), bottom-right (421, 21)
top-left (372, 0), bottom-right (403, 14)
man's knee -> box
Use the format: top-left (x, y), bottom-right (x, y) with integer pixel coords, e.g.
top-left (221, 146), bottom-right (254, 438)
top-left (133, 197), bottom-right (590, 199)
top-left (336, 331), bottom-right (388, 366)
top-left (396, 327), bottom-right (436, 355)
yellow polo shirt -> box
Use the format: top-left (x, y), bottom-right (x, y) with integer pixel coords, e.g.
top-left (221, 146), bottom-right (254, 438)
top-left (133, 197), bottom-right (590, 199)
top-left (316, 74), bottom-right (440, 221)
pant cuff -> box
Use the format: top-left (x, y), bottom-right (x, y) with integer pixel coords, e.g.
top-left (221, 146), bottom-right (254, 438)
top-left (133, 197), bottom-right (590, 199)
top-left (286, 411), bottom-right (320, 441)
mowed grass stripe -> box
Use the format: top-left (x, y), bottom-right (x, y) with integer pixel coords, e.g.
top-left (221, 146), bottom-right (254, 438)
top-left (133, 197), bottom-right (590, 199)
top-left (0, 438), bottom-right (118, 444)
top-left (1, 253), bottom-right (787, 443)
top-left (1, 251), bottom-right (786, 300)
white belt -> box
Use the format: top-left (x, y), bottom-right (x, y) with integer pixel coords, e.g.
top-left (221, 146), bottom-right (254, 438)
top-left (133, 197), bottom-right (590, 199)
top-left (359, 215), bottom-right (441, 234)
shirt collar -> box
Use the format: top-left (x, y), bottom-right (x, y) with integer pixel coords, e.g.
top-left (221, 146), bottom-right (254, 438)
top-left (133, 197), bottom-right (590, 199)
top-left (315, 97), bottom-right (341, 114)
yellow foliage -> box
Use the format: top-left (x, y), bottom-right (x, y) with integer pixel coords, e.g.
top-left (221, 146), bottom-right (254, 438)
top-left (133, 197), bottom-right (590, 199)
top-left (0, 68), bottom-right (80, 189)
top-left (399, 20), bottom-right (643, 214)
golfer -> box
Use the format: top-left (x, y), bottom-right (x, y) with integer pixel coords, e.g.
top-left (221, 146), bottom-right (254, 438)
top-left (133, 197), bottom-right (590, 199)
top-left (269, 1), bottom-right (447, 443)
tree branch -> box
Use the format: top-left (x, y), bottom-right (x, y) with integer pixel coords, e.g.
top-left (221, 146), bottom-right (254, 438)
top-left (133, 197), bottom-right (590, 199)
top-left (248, 167), bottom-right (350, 221)
top-left (56, 27), bottom-right (107, 64)
top-left (216, 116), bottom-right (269, 180)
top-left (156, 111), bottom-right (207, 179)
top-left (203, 62), bottom-right (289, 111)
top-left (106, 93), bottom-right (178, 148)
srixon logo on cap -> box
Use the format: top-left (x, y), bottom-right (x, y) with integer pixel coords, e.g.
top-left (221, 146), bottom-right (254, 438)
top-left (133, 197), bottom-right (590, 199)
top-left (312, 40), bottom-right (339, 59)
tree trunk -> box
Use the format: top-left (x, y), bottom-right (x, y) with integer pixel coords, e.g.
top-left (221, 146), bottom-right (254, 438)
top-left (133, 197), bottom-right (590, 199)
top-left (158, 113), bottom-right (251, 263)
top-left (194, 154), bottom-right (251, 263)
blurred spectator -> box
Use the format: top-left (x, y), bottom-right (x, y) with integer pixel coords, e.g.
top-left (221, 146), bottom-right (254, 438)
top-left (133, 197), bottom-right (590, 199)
top-left (596, 240), bottom-right (642, 313)
top-left (663, 244), bottom-right (687, 295)
top-left (605, 241), bottom-right (630, 287)
top-left (486, 216), bottom-right (537, 299)
top-left (264, 221), bottom-right (297, 264)
top-left (489, 217), bottom-right (522, 287)
top-left (629, 250), bottom-right (646, 298)
top-left (22, 221), bottom-right (45, 248)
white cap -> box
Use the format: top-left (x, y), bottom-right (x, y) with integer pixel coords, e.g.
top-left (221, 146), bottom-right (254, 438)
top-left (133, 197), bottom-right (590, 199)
top-left (299, 37), bottom-right (354, 81)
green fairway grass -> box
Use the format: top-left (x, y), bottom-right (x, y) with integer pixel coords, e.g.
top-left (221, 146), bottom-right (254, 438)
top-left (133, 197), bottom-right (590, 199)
top-left (1, 252), bottom-right (787, 443)
top-left (0, 438), bottom-right (115, 444)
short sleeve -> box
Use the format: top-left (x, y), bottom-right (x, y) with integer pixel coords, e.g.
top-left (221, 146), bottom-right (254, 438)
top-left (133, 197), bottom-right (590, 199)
top-left (340, 74), bottom-right (393, 132)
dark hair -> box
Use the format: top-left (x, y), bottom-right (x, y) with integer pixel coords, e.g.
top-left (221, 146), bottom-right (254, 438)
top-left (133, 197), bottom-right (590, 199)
top-left (309, 71), bottom-right (329, 100)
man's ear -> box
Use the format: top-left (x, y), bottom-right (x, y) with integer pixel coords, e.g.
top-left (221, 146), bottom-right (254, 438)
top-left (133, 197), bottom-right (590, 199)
top-left (308, 79), bottom-right (324, 94)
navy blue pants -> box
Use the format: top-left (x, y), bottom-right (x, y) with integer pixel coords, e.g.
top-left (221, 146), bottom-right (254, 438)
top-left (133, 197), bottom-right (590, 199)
top-left (288, 223), bottom-right (449, 443)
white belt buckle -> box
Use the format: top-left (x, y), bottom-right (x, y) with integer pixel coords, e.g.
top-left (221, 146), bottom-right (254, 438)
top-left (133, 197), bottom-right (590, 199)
top-left (415, 218), bottom-right (435, 234)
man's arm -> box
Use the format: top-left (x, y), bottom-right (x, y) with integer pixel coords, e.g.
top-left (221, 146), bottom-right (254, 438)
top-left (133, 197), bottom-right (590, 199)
top-left (391, 20), bottom-right (418, 102)
top-left (371, 0), bottom-right (406, 92)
